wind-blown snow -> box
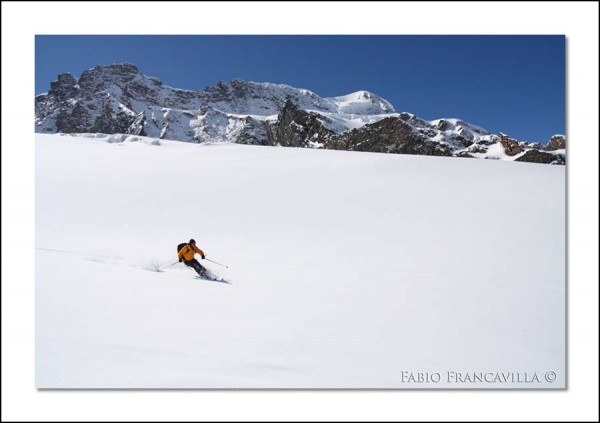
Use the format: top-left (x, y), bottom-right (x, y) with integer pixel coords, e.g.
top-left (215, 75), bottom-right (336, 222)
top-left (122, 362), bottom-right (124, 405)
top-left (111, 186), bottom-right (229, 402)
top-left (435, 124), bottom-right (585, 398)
top-left (36, 133), bottom-right (565, 388)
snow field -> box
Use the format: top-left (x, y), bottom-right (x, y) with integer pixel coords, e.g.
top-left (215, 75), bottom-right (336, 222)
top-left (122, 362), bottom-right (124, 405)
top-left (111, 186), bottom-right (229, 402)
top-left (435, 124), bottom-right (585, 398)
top-left (36, 133), bottom-right (565, 388)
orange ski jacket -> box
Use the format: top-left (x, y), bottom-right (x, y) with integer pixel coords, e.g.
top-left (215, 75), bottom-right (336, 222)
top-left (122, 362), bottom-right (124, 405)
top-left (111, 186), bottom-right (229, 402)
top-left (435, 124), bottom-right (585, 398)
top-left (178, 244), bottom-right (204, 262)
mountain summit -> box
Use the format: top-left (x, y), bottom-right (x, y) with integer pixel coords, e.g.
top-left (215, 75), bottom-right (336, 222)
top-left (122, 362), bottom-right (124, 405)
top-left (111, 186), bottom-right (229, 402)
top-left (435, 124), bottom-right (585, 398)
top-left (35, 64), bottom-right (565, 164)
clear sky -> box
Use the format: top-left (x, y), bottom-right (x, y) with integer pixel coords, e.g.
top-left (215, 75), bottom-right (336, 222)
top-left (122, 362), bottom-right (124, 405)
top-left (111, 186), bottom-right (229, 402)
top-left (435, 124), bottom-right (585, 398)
top-left (36, 35), bottom-right (565, 143)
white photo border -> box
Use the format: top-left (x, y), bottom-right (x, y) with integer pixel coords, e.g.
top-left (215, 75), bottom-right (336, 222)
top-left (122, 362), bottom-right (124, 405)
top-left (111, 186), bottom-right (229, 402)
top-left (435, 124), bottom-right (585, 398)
top-left (2, 1), bottom-right (598, 421)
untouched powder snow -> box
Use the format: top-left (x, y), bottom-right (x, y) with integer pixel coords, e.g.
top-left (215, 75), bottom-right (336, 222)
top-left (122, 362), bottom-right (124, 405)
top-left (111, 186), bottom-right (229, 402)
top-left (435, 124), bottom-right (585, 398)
top-left (327, 90), bottom-right (396, 115)
top-left (36, 133), bottom-right (565, 388)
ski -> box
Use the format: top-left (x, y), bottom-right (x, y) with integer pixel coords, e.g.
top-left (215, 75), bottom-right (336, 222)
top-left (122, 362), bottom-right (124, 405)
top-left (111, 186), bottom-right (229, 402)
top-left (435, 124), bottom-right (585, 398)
top-left (195, 275), bottom-right (231, 284)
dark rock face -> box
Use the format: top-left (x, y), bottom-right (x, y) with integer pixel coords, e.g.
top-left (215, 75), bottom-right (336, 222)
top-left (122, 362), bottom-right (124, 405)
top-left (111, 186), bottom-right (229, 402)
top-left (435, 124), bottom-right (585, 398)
top-left (56, 102), bottom-right (92, 133)
top-left (326, 117), bottom-right (453, 156)
top-left (203, 79), bottom-right (262, 107)
top-left (499, 133), bottom-right (523, 156)
top-left (49, 73), bottom-right (78, 100)
top-left (545, 135), bottom-right (566, 151)
top-left (79, 63), bottom-right (140, 93)
top-left (435, 119), bottom-right (451, 131)
top-left (236, 117), bottom-right (269, 145)
top-left (90, 100), bottom-right (134, 134)
top-left (267, 100), bottom-right (332, 148)
top-left (515, 150), bottom-right (564, 164)
top-left (470, 144), bottom-right (491, 154)
top-left (454, 151), bottom-right (475, 158)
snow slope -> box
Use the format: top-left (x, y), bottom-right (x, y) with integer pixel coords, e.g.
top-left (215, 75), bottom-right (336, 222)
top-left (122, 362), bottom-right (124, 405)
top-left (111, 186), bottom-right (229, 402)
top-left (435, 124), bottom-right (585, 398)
top-left (36, 133), bottom-right (565, 388)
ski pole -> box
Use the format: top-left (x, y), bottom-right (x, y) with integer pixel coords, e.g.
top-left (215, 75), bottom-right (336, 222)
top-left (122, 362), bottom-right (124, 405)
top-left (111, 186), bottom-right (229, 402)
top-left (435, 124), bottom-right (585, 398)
top-left (204, 258), bottom-right (228, 268)
top-left (161, 261), bottom-right (179, 271)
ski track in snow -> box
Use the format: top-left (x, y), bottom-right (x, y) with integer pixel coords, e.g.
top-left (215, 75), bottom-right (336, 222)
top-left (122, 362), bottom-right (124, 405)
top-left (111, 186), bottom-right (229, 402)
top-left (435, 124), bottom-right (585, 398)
top-left (36, 133), bottom-right (565, 388)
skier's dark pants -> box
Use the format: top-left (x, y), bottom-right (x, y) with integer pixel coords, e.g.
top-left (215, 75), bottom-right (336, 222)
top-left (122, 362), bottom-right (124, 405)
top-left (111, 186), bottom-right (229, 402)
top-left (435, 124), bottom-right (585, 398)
top-left (184, 258), bottom-right (205, 276)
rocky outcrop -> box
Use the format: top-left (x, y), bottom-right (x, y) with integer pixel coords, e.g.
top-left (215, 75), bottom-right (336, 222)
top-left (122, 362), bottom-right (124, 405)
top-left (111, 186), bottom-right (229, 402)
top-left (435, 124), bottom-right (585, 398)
top-left (79, 63), bottom-right (140, 94)
top-left (49, 73), bottom-right (78, 100)
top-left (499, 133), bottom-right (523, 156)
top-left (515, 150), bottom-right (564, 165)
top-left (326, 117), bottom-right (452, 156)
top-left (267, 100), bottom-right (332, 148)
top-left (236, 117), bottom-right (269, 146)
top-left (545, 135), bottom-right (566, 151)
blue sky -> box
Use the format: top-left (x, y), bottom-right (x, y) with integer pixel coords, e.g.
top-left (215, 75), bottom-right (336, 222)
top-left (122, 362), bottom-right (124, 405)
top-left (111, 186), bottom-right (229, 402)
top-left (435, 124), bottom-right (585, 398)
top-left (36, 35), bottom-right (565, 143)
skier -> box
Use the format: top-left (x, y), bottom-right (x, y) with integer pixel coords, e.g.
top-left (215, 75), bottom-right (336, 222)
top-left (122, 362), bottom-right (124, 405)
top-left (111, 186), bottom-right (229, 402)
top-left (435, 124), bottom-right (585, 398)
top-left (178, 239), bottom-right (207, 277)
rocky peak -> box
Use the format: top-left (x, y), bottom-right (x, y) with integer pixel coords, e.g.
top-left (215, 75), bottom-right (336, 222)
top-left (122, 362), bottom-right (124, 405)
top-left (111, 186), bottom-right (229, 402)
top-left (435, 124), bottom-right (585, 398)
top-left (545, 134), bottom-right (566, 151)
top-left (49, 73), bottom-right (78, 100)
top-left (92, 63), bottom-right (140, 75)
top-left (50, 72), bottom-right (77, 89)
top-left (230, 78), bottom-right (257, 99)
top-left (202, 80), bottom-right (239, 104)
top-left (499, 133), bottom-right (523, 156)
top-left (78, 63), bottom-right (141, 92)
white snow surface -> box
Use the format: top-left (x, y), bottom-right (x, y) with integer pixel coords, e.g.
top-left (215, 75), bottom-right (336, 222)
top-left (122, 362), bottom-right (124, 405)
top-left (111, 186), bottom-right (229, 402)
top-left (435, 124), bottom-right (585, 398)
top-left (36, 133), bottom-right (565, 388)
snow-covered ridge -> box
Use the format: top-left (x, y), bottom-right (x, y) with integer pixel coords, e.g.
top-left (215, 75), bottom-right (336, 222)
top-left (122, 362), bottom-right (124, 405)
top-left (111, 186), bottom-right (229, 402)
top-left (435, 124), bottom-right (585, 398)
top-left (35, 64), bottom-right (395, 141)
top-left (35, 63), bottom-right (565, 164)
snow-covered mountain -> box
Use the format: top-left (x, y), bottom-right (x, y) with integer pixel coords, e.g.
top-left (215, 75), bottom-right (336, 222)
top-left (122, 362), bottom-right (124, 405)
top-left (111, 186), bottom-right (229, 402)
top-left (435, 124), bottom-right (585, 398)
top-left (35, 63), bottom-right (565, 164)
